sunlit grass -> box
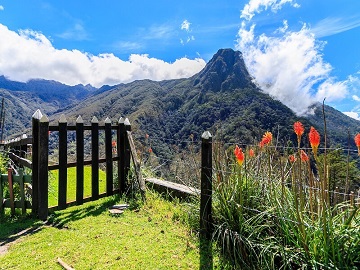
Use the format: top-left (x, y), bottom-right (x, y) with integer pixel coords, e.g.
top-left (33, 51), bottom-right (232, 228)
top-left (0, 191), bottom-right (204, 270)
top-left (48, 166), bottom-right (107, 207)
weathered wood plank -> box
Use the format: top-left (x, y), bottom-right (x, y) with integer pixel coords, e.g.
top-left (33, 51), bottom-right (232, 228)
top-left (0, 174), bottom-right (4, 212)
top-left (118, 118), bottom-right (126, 194)
top-left (124, 119), bottom-right (131, 193)
top-left (146, 177), bottom-right (199, 199)
top-left (48, 157), bottom-right (120, 170)
top-left (3, 199), bottom-right (32, 209)
top-left (58, 115), bottom-right (68, 210)
top-left (8, 152), bottom-right (32, 169)
top-left (91, 116), bottom-right (99, 200)
top-left (200, 131), bottom-right (213, 240)
top-left (31, 109), bottom-right (42, 217)
top-left (76, 116), bottom-right (84, 205)
top-left (127, 131), bottom-right (145, 197)
top-left (18, 169), bottom-right (26, 215)
top-left (38, 114), bottom-right (49, 220)
top-left (8, 168), bottom-right (15, 215)
top-left (105, 118), bottom-right (113, 196)
top-left (47, 189), bottom-right (120, 212)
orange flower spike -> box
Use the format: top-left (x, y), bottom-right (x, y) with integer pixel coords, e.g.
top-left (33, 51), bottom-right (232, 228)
top-left (249, 148), bottom-right (255, 157)
top-left (289, 154), bottom-right (296, 163)
top-left (300, 150), bottom-right (309, 162)
top-left (293, 121), bottom-right (304, 146)
top-left (309, 126), bottom-right (320, 156)
top-left (259, 141), bottom-right (264, 148)
top-left (354, 133), bottom-right (360, 155)
top-left (234, 145), bottom-right (244, 166)
top-left (261, 131), bottom-right (273, 145)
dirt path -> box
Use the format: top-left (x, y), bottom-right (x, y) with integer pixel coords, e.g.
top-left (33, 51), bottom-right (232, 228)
top-left (0, 226), bottom-right (43, 256)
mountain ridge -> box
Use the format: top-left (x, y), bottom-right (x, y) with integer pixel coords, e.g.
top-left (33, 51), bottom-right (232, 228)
top-left (0, 49), bottom-right (359, 156)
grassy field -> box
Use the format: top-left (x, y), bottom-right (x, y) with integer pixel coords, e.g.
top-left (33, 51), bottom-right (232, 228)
top-left (0, 190), bottom-right (211, 269)
top-left (48, 166), bottom-right (107, 207)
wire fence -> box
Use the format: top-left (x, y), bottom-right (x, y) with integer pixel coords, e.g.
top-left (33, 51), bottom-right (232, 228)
top-left (2, 129), bottom-right (360, 227)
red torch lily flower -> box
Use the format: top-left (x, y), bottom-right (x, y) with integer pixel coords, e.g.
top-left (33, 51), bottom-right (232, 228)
top-left (289, 154), bottom-right (296, 163)
top-left (259, 131), bottom-right (273, 147)
top-left (354, 133), bottom-right (360, 155)
top-left (249, 148), bottom-right (255, 157)
top-left (234, 145), bottom-right (244, 166)
top-left (293, 121), bottom-right (304, 147)
top-left (300, 150), bottom-right (309, 162)
top-left (309, 126), bottom-right (320, 157)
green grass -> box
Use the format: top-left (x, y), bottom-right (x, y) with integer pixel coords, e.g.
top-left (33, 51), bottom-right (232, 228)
top-left (48, 166), bottom-right (107, 207)
top-left (0, 191), bottom-right (208, 269)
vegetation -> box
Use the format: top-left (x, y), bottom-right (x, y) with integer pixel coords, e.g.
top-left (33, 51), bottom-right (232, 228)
top-left (0, 191), bottom-right (206, 269)
top-left (211, 122), bottom-right (360, 269)
top-left (2, 48), bottom-right (360, 269)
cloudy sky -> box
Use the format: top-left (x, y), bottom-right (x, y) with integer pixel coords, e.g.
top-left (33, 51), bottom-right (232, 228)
top-left (0, 0), bottom-right (360, 118)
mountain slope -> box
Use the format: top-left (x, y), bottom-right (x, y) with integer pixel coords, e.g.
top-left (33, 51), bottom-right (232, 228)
top-left (0, 76), bottom-right (95, 106)
top-left (1, 48), bottom-right (359, 158)
top-left (47, 49), bottom-right (312, 158)
top-left (0, 76), bottom-right (97, 137)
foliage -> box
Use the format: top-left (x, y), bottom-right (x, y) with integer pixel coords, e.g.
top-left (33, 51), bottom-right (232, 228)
top-left (211, 127), bottom-right (360, 269)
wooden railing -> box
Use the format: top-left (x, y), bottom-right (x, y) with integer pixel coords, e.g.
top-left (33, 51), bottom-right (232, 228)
top-left (0, 110), bottom-right (145, 220)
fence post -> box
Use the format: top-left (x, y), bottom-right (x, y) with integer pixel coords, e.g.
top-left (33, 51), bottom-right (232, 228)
top-left (91, 116), bottom-right (99, 200)
top-left (105, 117), bottom-right (113, 196)
top-left (8, 168), bottom-right (15, 215)
top-left (38, 114), bottom-right (49, 220)
top-left (200, 131), bottom-right (213, 240)
top-left (118, 117), bottom-right (125, 194)
top-left (31, 109), bottom-right (42, 216)
top-left (58, 114), bottom-right (68, 210)
top-left (124, 118), bottom-right (131, 193)
top-left (0, 175), bottom-right (3, 213)
top-left (76, 115), bottom-right (84, 205)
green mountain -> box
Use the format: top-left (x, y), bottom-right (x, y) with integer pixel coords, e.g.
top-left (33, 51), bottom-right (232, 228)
top-left (47, 49), bottom-right (359, 159)
top-left (1, 49), bottom-right (359, 158)
top-left (0, 77), bottom-right (95, 137)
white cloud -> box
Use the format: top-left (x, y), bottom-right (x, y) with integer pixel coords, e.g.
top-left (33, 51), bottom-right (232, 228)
top-left (315, 79), bottom-right (348, 102)
top-left (241, 0), bottom-right (300, 21)
top-left (181, 20), bottom-right (191, 32)
top-left (276, 20), bottom-right (288, 33)
top-left (113, 41), bottom-right (143, 52)
top-left (57, 22), bottom-right (89, 41)
top-left (236, 22), bottom-right (351, 115)
top-left (0, 24), bottom-right (206, 88)
top-left (143, 24), bottom-right (174, 40)
top-left (343, 112), bottom-right (360, 121)
top-left (0, 5), bottom-right (4, 11)
top-left (352, 95), bottom-right (360, 102)
top-left (180, 20), bottom-right (195, 45)
top-left (311, 16), bottom-right (360, 38)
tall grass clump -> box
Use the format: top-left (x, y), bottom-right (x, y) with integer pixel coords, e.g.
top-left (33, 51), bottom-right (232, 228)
top-left (212, 123), bottom-right (360, 269)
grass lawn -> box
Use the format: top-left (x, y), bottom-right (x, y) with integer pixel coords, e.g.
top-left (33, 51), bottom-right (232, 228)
top-left (0, 191), bottom-right (210, 269)
top-left (48, 166), bottom-right (107, 207)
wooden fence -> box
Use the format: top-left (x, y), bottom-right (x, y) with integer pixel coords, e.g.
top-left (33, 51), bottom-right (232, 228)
top-left (0, 110), bottom-right (212, 239)
top-left (0, 135), bottom-right (33, 215)
top-left (1, 110), bottom-right (146, 220)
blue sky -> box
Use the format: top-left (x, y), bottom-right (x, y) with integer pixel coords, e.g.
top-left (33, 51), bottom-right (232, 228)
top-left (0, 0), bottom-right (360, 118)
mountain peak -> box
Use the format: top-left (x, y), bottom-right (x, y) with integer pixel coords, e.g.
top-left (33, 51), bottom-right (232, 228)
top-left (193, 48), bottom-right (256, 91)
